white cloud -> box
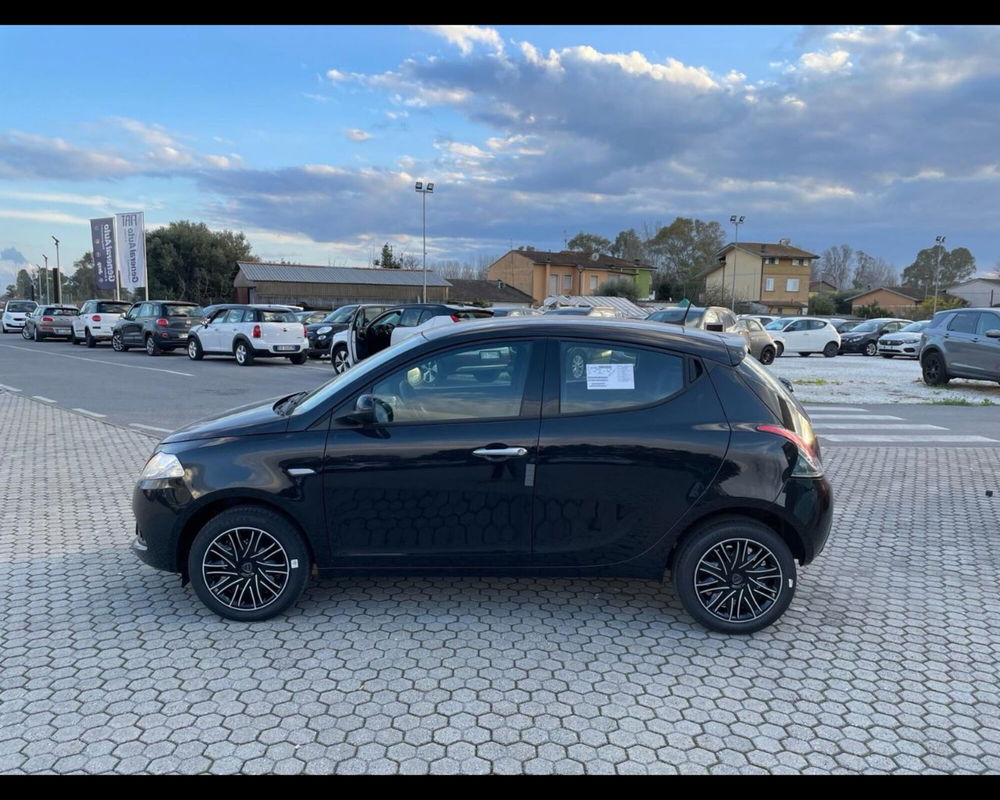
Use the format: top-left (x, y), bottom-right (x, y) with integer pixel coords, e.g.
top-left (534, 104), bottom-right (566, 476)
top-left (800, 50), bottom-right (852, 73)
top-left (418, 25), bottom-right (504, 56)
top-left (345, 128), bottom-right (373, 142)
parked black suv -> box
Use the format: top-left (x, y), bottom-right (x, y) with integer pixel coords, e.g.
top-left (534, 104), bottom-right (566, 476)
top-left (112, 300), bottom-right (204, 356)
top-left (837, 317), bottom-right (912, 356)
top-left (132, 317), bottom-right (833, 633)
top-left (307, 304), bottom-right (388, 358)
top-left (920, 307), bottom-right (1000, 385)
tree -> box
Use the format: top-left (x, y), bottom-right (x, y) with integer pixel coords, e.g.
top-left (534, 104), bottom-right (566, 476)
top-left (62, 252), bottom-right (100, 304)
top-left (373, 242), bottom-right (400, 269)
top-left (901, 245), bottom-right (976, 298)
top-left (566, 232), bottom-right (611, 256)
top-left (14, 268), bottom-right (33, 299)
top-left (146, 221), bottom-right (257, 305)
top-left (816, 245), bottom-right (853, 290)
top-left (644, 217), bottom-right (725, 292)
top-left (610, 229), bottom-right (645, 262)
top-left (852, 250), bottom-right (897, 290)
top-left (597, 277), bottom-right (639, 302)
top-left (808, 293), bottom-right (836, 315)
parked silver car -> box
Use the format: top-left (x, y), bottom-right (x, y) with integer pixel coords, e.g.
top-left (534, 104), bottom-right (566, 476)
top-left (920, 308), bottom-right (1000, 385)
top-left (877, 320), bottom-right (930, 359)
top-left (736, 317), bottom-right (779, 365)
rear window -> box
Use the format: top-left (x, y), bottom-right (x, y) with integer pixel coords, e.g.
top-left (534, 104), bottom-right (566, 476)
top-left (648, 308), bottom-right (705, 327)
top-left (452, 309), bottom-right (493, 320)
top-left (96, 302), bottom-right (130, 314)
top-left (165, 304), bottom-right (203, 318)
top-left (260, 311), bottom-right (297, 323)
top-left (45, 307), bottom-right (77, 316)
top-left (6, 301), bottom-right (35, 312)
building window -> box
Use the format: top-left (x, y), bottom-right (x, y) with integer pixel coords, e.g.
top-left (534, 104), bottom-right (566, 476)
top-left (786, 278), bottom-right (800, 292)
top-left (764, 278), bottom-right (775, 292)
top-left (792, 258), bottom-right (801, 266)
top-left (549, 275), bottom-right (558, 296)
top-left (562, 274), bottom-right (573, 292)
top-left (589, 275), bottom-right (598, 292)
top-left (764, 257), bottom-right (778, 265)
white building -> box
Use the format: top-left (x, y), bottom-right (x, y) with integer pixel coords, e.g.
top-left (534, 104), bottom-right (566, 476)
top-left (945, 277), bottom-right (1000, 307)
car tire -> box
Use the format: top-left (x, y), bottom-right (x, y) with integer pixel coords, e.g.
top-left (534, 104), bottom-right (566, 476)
top-left (85, 329), bottom-right (97, 348)
top-left (22, 325), bottom-right (32, 340)
top-left (70, 331), bottom-right (79, 345)
top-left (145, 335), bottom-right (160, 357)
top-left (234, 340), bottom-right (254, 366)
top-left (673, 516), bottom-right (796, 634)
top-left (863, 341), bottom-right (878, 357)
top-left (922, 351), bottom-right (950, 386)
top-left (112, 331), bottom-right (128, 352)
top-left (288, 352), bottom-right (307, 365)
top-left (188, 337), bottom-right (204, 360)
top-left (331, 345), bottom-right (349, 374)
top-left (823, 342), bottom-right (839, 358)
top-left (758, 346), bottom-right (775, 366)
top-left (774, 342), bottom-right (784, 358)
top-left (187, 505), bottom-right (311, 622)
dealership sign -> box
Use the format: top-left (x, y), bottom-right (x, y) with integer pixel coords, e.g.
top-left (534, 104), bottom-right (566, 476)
top-left (114, 211), bottom-right (146, 290)
top-left (90, 217), bottom-right (117, 290)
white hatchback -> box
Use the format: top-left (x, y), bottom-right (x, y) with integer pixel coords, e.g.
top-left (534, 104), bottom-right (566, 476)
top-left (2, 300), bottom-right (37, 333)
top-left (764, 316), bottom-right (841, 358)
top-left (187, 305), bottom-right (310, 366)
top-left (71, 299), bottom-right (132, 347)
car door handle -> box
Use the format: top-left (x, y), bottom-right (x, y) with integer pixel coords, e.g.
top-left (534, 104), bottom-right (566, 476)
top-left (473, 447), bottom-right (528, 459)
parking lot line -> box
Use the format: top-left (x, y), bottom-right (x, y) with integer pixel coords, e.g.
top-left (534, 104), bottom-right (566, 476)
top-left (0, 343), bottom-right (195, 377)
top-left (822, 434), bottom-right (999, 442)
top-left (130, 423), bottom-right (172, 433)
top-left (808, 414), bottom-right (904, 420)
top-left (814, 423), bottom-right (947, 430)
top-left (72, 408), bottom-right (107, 419)
top-left (802, 406), bottom-right (868, 412)
top-left (32, 395), bottom-right (56, 403)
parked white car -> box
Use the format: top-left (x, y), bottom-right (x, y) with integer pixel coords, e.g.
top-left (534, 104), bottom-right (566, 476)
top-left (764, 316), bottom-right (841, 357)
top-left (2, 300), bottom-right (37, 333)
top-left (187, 304), bottom-right (310, 366)
top-left (71, 299), bottom-right (132, 347)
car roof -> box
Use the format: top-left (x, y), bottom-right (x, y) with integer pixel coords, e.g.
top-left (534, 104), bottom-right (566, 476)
top-left (418, 316), bottom-right (746, 365)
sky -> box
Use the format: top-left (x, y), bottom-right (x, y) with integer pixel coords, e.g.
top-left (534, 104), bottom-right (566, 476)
top-left (2, 24), bottom-right (1000, 291)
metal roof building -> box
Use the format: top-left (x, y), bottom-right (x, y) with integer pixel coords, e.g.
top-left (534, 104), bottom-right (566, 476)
top-left (233, 261), bottom-right (451, 308)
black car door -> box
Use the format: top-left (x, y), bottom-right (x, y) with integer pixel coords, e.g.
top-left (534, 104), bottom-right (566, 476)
top-left (355, 308), bottom-right (402, 361)
top-left (127, 302), bottom-right (153, 345)
top-left (323, 336), bottom-right (544, 566)
top-left (530, 338), bottom-right (731, 569)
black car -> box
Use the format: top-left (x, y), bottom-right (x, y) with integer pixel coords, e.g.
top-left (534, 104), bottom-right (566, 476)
top-left (307, 304), bottom-right (388, 358)
top-left (111, 300), bottom-right (204, 356)
top-left (838, 317), bottom-right (912, 356)
top-left (133, 317), bottom-right (833, 633)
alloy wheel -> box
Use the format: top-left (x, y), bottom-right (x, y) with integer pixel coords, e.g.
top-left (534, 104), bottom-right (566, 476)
top-left (864, 342), bottom-right (878, 356)
top-left (146, 337), bottom-right (156, 356)
top-left (694, 537), bottom-right (783, 623)
top-left (236, 344), bottom-right (247, 365)
top-left (570, 351), bottom-right (586, 380)
top-left (332, 348), bottom-right (348, 373)
top-left (112, 332), bottom-right (124, 351)
top-left (201, 527), bottom-right (290, 611)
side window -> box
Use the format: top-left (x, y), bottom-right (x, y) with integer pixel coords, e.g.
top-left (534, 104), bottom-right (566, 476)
top-left (371, 341), bottom-right (535, 423)
top-left (809, 320), bottom-right (826, 330)
top-left (225, 309), bottom-right (245, 324)
top-left (137, 303), bottom-right (155, 318)
top-left (418, 310), bottom-right (436, 324)
top-left (704, 310), bottom-right (721, 327)
top-left (786, 320), bottom-right (806, 332)
top-left (210, 309), bottom-right (229, 323)
top-left (721, 311), bottom-right (737, 329)
top-left (399, 308), bottom-right (423, 327)
top-left (977, 313), bottom-right (1000, 336)
top-left (80, 302), bottom-right (91, 314)
top-left (559, 341), bottom-right (685, 415)
top-left (948, 313), bottom-right (979, 334)
top-left (744, 319), bottom-right (763, 332)
top-left (126, 305), bottom-right (139, 320)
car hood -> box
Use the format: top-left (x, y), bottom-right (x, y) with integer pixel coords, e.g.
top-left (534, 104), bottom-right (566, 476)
top-left (307, 321), bottom-right (348, 334)
top-left (879, 332), bottom-right (921, 342)
top-left (161, 396), bottom-right (291, 443)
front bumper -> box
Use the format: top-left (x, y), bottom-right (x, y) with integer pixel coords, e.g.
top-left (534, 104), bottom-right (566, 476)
top-left (838, 339), bottom-right (873, 354)
top-left (306, 335), bottom-right (332, 356)
top-left (132, 478), bottom-right (192, 573)
top-left (3, 318), bottom-right (25, 328)
top-left (878, 342), bottom-right (920, 357)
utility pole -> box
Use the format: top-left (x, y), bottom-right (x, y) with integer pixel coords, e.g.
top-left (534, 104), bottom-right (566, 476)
top-left (729, 215), bottom-right (745, 311)
top-left (932, 235), bottom-right (946, 316)
top-left (415, 181), bottom-right (434, 303)
top-left (51, 236), bottom-right (62, 303)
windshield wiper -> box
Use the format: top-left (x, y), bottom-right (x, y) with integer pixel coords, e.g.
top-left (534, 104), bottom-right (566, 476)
top-left (274, 391), bottom-right (308, 416)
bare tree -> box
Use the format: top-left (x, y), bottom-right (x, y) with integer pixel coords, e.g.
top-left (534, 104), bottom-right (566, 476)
top-left (853, 250), bottom-right (897, 289)
top-left (816, 245), bottom-right (853, 290)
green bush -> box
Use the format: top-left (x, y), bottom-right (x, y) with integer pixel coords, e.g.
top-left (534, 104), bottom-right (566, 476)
top-left (597, 278), bottom-right (640, 302)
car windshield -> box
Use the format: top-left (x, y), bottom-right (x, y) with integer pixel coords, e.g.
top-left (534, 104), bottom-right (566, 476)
top-left (648, 308), bottom-right (705, 327)
top-left (96, 302), bottom-right (130, 314)
top-left (291, 334), bottom-right (427, 417)
top-left (166, 305), bottom-right (203, 317)
top-left (6, 301), bottom-right (35, 312)
top-left (261, 311), bottom-right (297, 323)
top-left (324, 306), bottom-right (356, 323)
top-left (545, 308), bottom-right (590, 315)
top-left (898, 321), bottom-right (928, 333)
top-left (850, 321), bottom-right (880, 333)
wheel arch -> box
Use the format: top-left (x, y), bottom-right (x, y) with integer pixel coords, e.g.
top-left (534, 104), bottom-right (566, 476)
top-left (665, 507), bottom-right (806, 571)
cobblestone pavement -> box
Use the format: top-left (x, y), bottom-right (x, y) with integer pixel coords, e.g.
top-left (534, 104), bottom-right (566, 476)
top-left (2, 390), bottom-right (999, 774)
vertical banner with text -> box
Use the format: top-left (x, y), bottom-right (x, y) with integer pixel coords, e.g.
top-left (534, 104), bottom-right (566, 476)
top-left (90, 217), bottom-right (117, 290)
top-left (114, 211), bottom-right (146, 290)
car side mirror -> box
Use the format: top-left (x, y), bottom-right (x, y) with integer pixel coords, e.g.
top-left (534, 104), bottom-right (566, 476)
top-left (986, 329), bottom-right (1000, 339)
top-left (339, 394), bottom-right (393, 426)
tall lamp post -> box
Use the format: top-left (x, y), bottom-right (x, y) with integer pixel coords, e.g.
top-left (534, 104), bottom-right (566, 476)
top-left (932, 235), bottom-right (946, 316)
top-left (729, 215), bottom-right (745, 311)
top-left (415, 181), bottom-right (434, 303)
top-left (42, 254), bottom-right (49, 304)
top-left (51, 235), bottom-right (61, 303)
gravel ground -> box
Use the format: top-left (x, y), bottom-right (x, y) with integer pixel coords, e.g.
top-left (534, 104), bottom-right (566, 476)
top-left (768, 354), bottom-right (1000, 405)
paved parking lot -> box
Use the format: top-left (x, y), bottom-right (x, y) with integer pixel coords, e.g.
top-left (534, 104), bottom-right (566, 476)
top-left (2, 388), bottom-right (999, 774)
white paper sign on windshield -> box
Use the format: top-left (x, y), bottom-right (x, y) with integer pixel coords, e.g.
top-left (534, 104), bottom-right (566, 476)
top-left (586, 363), bottom-right (635, 390)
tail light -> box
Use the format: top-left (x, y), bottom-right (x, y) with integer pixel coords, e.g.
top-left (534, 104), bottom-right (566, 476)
top-left (156, 318), bottom-right (169, 327)
top-left (253, 324), bottom-right (262, 338)
top-left (302, 325), bottom-right (308, 338)
top-left (450, 314), bottom-right (461, 322)
top-left (756, 424), bottom-right (823, 478)
top-left (42, 316), bottom-right (53, 322)
top-left (92, 314), bottom-right (101, 322)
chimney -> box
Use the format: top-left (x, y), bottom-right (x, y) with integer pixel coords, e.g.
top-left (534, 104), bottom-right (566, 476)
top-left (760, 244), bottom-right (767, 252)
top-left (779, 238), bottom-right (791, 246)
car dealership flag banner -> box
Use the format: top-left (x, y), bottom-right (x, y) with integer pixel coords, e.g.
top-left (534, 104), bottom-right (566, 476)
top-left (90, 217), bottom-right (117, 290)
top-left (114, 211), bottom-right (146, 290)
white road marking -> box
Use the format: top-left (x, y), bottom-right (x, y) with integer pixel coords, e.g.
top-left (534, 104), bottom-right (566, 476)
top-left (32, 395), bottom-right (56, 403)
top-left (0, 384), bottom-right (21, 392)
top-left (814, 423), bottom-right (947, 430)
top-left (803, 406), bottom-right (868, 412)
top-left (822, 434), bottom-right (998, 443)
top-left (72, 408), bottom-right (107, 418)
top-left (130, 423), bottom-right (172, 433)
top-left (0, 343), bottom-right (195, 377)
top-left (808, 414), bottom-right (904, 420)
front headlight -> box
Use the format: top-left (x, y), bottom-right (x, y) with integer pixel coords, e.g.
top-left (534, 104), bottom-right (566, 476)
top-left (316, 326), bottom-right (332, 335)
top-left (140, 452), bottom-right (184, 479)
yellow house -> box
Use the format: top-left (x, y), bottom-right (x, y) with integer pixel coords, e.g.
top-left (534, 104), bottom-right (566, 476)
top-left (703, 240), bottom-right (818, 315)
top-left (846, 287), bottom-right (919, 316)
top-left (485, 248), bottom-right (656, 305)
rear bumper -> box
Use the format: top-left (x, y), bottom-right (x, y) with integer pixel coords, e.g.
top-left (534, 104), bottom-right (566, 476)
top-left (781, 475), bottom-right (833, 565)
top-left (253, 342), bottom-right (307, 357)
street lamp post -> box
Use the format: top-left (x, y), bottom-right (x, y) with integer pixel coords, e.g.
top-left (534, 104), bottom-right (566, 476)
top-left (415, 181), bottom-right (434, 303)
top-left (51, 235), bottom-right (61, 303)
top-left (42, 254), bottom-right (49, 304)
top-left (932, 235), bottom-right (946, 316)
top-left (729, 215), bottom-right (745, 311)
